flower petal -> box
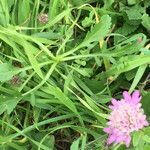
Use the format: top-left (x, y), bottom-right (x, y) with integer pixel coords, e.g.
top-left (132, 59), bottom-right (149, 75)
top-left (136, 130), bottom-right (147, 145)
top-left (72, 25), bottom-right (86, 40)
top-left (111, 98), bottom-right (118, 107)
top-left (125, 136), bottom-right (131, 147)
top-left (116, 135), bottom-right (125, 143)
top-left (107, 135), bottom-right (116, 145)
top-left (123, 91), bottom-right (131, 102)
top-left (103, 127), bottom-right (111, 133)
top-left (131, 90), bottom-right (141, 104)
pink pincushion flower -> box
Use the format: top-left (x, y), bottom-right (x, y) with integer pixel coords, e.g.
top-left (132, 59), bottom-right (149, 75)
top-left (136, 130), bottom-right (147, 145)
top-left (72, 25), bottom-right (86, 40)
top-left (104, 90), bottom-right (149, 147)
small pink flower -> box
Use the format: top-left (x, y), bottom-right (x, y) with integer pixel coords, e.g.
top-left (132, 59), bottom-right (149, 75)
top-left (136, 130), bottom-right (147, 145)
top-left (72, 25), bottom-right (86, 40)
top-left (104, 90), bottom-right (148, 147)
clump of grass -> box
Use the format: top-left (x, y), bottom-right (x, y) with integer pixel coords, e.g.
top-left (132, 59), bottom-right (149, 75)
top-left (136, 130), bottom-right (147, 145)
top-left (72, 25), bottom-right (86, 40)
top-left (0, 0), bottom-right (150, 150)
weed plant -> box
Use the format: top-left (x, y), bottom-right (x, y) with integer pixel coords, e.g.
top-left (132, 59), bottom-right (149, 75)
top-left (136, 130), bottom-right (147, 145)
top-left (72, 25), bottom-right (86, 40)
top-left (0, 0), bottom-right (150, 149)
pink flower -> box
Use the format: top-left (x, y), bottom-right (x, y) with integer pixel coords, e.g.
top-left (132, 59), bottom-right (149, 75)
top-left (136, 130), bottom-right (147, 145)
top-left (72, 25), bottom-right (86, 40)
top-left (104, 90), bottom-right (149, 147)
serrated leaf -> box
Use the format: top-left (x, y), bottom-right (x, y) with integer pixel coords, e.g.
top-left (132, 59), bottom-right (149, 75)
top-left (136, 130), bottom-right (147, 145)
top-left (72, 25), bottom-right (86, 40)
top-left (125, 5), bottom-right (143, 20)
top-left (114, 23), bottom-right (138, 43)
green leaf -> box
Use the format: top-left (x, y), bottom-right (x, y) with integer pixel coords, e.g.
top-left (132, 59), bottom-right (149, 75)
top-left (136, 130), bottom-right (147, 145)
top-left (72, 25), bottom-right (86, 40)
top-left (0, 0), bottom-right (9, 26)
top-left (82, 12), bottom-right (94, 27)
top-left (128, 0), bottom-right (137, 5)
top-left (70, 138), bottom-right (80, 150)
top-left (74, 76), bottom-right (93, 95)
top-left (125, 5), bottom-right (143, 20)
top-left (32, 31), bottom-right (62, 40)
top-left (18, 0), bottom-right (30, 24)
top-left (45, 85), bottom-right (78, 115)
top-left (0, 95), bottom-right (21, 115)
top-left (39, 135), bottom-right (55, 150)
top-left (43, 8), bottom-right (71, 29)
top-left (103, 55), bottom-right (150, 78)
top-left (71, 67), bottom-right (93, 77)
top-left (23, 42), bottom-right (44, 79)
top-left (104, 0), bottom-right (115, 8)
top-left (144, 127), bottom-right (150, 137)
top-left (0, 63), bottom-right (17, 82)
top-left (129, 64), bottom-right (147, 93)
top-left (48, 0), bottom-right (60, 20)
top-left (114, 23), bottom-right (138, 43)
top-left (81, 15), bottom-right (111, 47)
top-left (30, 132), bottom-right (54, 150)
top-left (144, 145), bottom-right (150, 150)
top-left (133, 131), bottom-right (143, 146)
top-left (143, 135), bottom-right (150, 143)
top-left (84, 78), bottom-right (106, 94)
top-left (142, 92), bottom-right (150, 116)
top-left (7, 142), bottom-right (26, 150)
top-left (142, 14), bottom-right (150, 31)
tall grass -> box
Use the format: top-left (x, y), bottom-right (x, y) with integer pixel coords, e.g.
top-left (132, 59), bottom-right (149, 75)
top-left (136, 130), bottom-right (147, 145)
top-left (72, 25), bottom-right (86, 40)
top-left (0, 0), bottom-right (150, 150)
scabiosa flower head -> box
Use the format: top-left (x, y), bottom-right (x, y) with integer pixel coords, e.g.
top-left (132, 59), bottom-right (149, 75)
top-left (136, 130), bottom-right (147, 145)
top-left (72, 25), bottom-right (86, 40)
top-left (104, 90), bottom-right (148, 147)
top-left (38, 13), bottom-right (48, 24)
